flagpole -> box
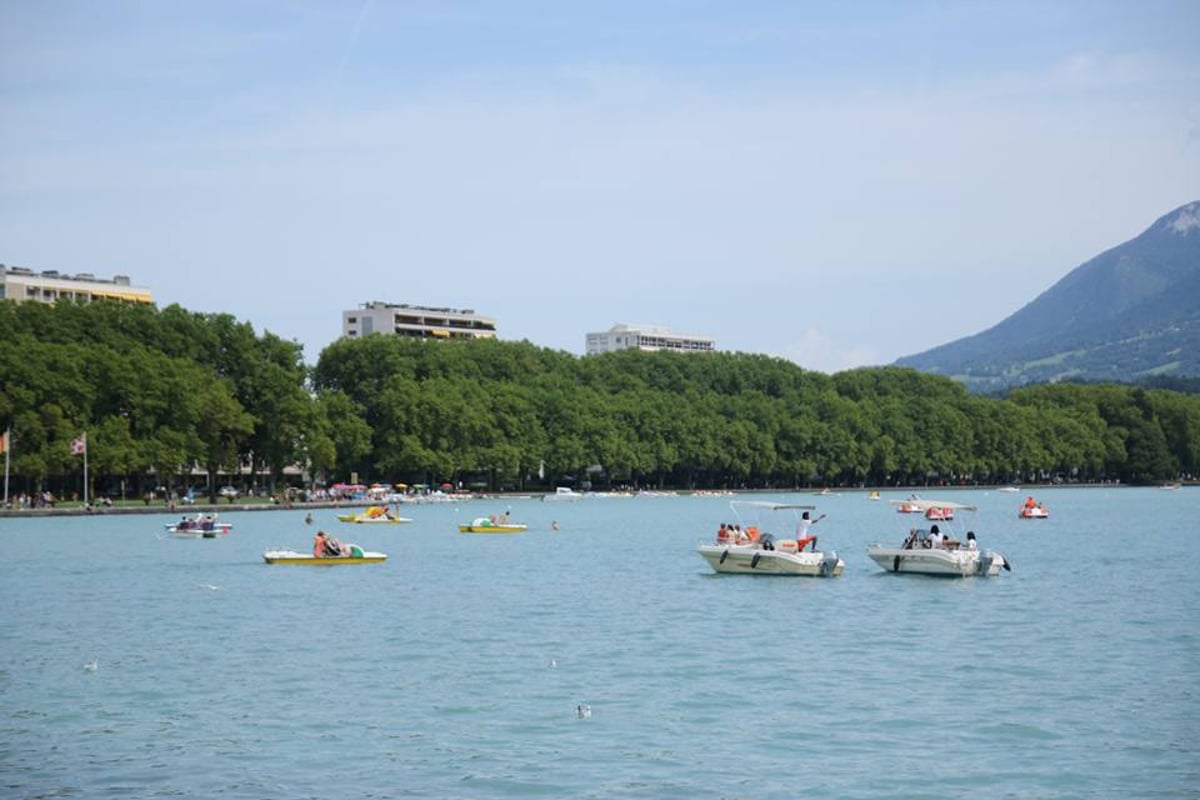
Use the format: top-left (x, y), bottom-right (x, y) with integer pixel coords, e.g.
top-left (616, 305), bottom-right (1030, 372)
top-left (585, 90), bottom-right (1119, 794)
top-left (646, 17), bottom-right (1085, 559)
top-left (81, 432), bottom-right (89, 507)
top-left (3, 428), bottom-right (10, 507)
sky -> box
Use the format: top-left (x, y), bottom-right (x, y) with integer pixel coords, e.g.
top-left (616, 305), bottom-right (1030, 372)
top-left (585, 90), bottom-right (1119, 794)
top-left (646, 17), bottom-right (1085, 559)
top-left (2, 1), bottom-right (1198, 372)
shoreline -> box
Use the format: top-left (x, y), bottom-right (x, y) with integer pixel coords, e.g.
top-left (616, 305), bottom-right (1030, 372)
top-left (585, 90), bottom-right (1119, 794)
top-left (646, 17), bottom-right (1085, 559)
top-left (0, 481), bottom-right (1181, 519)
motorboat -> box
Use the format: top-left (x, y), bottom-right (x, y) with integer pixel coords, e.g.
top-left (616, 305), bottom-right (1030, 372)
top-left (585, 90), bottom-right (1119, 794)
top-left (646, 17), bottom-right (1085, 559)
top-left (997, 486), bottom-right (1020, 493)
top-left (459, 516), bottom-right (528, 534)
top-left (893, 496), bottom-right (923, 513)
top-left (542, 487), bottom-right (584, 502)
top-left (263, 545), bottom-right (387, 565)
top-left (336, 505), bottom-right (412, 524)
top-left (697, 501), bottom-right (844, 577)
top-left (164, 513), bottom-right (233, 537)
top-left (867, 500), bottom-right (1010, 577)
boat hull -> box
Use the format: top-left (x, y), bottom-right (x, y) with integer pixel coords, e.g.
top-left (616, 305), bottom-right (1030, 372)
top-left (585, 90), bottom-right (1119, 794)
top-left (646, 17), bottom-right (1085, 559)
top-left (697, 544), bottom-right (843, 577)
top-left (262, 549), bottom-right (387, 565)
top-left (866, 546), bottom-right (1007, 577)
top-left (1018, 509), bottom-right (1049, 519)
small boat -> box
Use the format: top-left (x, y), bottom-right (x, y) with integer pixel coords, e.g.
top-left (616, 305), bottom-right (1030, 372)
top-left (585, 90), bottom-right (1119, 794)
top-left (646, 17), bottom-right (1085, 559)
top-left (867, 490), bottom-right (881, 501)
top-left (1018, 497), bottom-right (1049, 519)
top-left (893, 496), bottom-right (923, 513)
top-left (867, 500), bottom-right (1009, 577)
top-left (459, 516), bottom-right (528, 534)
top-left (697, 501), bottom-right (844, 577)
top-left (924, 505), bottom-right (954, 521)
top-left (997, 486), bottom-right (1020, 493)
top-left (1161, 483), bottom-right (1182, 491)
top-left (263, 546), bottom-right (387, 565)
top-left (542, 487), bottom-right (584, 502)
top-left (336, 505), bottom-right (412, 524)
top-left (164, 513), bottom-right (233, 537)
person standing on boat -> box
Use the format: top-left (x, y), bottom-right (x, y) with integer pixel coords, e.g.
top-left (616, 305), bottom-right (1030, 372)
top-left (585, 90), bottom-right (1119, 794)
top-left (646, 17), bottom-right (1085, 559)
top-left (794, 511), bottom-right (825, 552)
top-left (965, 531), bottom-right (977, 550)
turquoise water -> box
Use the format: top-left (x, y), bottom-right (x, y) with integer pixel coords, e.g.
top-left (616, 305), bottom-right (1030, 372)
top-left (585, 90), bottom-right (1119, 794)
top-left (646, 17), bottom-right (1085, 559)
top-left (2, 487), bottom-right (1197, 799)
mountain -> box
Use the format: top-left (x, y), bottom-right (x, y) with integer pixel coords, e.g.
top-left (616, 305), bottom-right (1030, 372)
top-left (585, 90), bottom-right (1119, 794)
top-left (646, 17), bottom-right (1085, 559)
top-left (895, 201), bottom-right (1200, 391)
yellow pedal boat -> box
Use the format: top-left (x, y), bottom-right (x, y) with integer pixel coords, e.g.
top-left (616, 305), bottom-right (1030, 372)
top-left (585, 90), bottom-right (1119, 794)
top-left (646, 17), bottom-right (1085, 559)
top-left (263, 548), bottom-right (387, 565)
top-left (459, 517), bottom-right (528, 534)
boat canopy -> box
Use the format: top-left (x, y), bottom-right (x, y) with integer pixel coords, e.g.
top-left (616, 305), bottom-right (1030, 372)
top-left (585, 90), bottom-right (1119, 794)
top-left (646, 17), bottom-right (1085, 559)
top-left (888, 498), bottom-right (978, 512)
top-left (730, 500), bottom-right (817, 512)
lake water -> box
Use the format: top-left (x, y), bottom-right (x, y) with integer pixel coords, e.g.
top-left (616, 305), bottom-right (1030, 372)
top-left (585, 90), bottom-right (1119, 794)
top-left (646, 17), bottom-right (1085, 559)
top-left (1, 487), bottom-right (1197, 799)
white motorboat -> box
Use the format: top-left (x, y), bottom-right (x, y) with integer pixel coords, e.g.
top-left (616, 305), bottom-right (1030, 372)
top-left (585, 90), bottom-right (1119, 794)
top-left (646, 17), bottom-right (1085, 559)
top-left (697, 501), bottom-right (843, 577)
top-left (542, 487), bottom-right (584, 502)
top-left (867, 500), bottom-right (1010, 577)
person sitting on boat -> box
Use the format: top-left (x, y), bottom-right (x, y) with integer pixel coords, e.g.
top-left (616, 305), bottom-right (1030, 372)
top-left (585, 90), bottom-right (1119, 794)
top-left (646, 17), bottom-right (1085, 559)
top-left (1025, 496), bottom-right (1036, 509)
top-left (794, 511), bottom-right (824, 552)
top-left (324, 534), bottom-right (345, 557)
top-left (928, 524), bottom-right (944, 549)
top-left (716, 523), bottom-right (731, 543)
top-left (965, 531), bottom-right (978, 550)
top-left (313, 530), bottom-right (328, 557)
top-left (177, 516), bottom-right (192, 531)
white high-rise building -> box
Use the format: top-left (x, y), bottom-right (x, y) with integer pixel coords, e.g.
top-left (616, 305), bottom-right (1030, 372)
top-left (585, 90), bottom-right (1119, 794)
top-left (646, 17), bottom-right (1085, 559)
top-left (585, 323), bottom-right (715, 355)
top-left (343, 301), bottom-right (497, 341)
top-left (0, 264), bottom-right (153, 305)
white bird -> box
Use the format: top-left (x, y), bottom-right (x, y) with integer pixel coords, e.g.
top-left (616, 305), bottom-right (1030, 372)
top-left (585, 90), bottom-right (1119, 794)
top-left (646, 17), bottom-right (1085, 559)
top-left (577, 704), bottom-right (591, 719)
top-left (83, 660), bottom-right (98, 672)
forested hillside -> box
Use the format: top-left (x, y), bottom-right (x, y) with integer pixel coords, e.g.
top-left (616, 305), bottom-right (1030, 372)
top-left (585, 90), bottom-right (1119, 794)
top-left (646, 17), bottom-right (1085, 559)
top-left (2, 301), bottom-right (1198, 500)
top-left (897, 201), bottom-right (1200, 389)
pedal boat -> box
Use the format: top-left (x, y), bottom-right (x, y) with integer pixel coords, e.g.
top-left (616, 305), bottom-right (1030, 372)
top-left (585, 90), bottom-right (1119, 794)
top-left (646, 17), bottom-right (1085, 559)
top-left (263, 547), bottom-right (387, 565)
top-left (335, 506), bottom-right (412, 524)
top-left (164, 514), bottom-right (233, 537)
top-left (459, 517), bottom-right (528, 533)
top-left (1018, 504), bottom-right (1049, 519)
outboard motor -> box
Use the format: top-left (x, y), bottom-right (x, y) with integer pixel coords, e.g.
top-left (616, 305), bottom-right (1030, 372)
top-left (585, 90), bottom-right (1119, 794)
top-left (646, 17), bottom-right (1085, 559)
top-left (819, 551), bottom-right (839, 576)
top-left (978, 552), bottom-right (995, 575)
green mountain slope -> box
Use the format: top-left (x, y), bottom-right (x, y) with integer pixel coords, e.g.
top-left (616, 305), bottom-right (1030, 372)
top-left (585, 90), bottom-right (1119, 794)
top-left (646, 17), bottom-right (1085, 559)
top-left (895, 201), bottom-right (1200, 390)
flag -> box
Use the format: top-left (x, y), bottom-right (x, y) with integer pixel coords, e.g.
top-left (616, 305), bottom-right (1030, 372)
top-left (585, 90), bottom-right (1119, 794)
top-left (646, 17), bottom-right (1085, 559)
top-left (0, 430), bottom-right (8, 455)
top-left (70, 435), bottom-right (86, 455)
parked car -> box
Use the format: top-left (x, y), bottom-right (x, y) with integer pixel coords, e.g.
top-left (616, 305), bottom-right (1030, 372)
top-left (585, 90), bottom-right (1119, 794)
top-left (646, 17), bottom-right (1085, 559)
top-left (218, 485), bottom-right (239, 499)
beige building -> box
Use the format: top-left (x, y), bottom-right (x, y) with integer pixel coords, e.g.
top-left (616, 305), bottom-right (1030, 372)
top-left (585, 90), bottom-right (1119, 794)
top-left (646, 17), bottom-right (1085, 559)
top-left (343, 301), bottom-right (497, 341)
top-left (1, 264), bottom-right (153, 305)
top-left (586, 323), bottom-right (715, 355)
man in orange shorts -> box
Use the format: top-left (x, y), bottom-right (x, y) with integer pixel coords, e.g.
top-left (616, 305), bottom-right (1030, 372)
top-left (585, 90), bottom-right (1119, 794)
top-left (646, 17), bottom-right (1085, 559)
top-left (794, 511), bottom-right (826, 551)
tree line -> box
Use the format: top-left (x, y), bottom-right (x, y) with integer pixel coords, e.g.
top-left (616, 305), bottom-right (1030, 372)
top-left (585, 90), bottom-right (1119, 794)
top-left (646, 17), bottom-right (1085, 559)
top-left (1, 300), bottom-right (1197, 501)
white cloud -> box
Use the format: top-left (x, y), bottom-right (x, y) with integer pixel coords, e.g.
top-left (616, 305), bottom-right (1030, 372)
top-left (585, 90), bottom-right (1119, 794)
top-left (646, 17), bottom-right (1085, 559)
top-left (778, 328), bottom-right (880, 375)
